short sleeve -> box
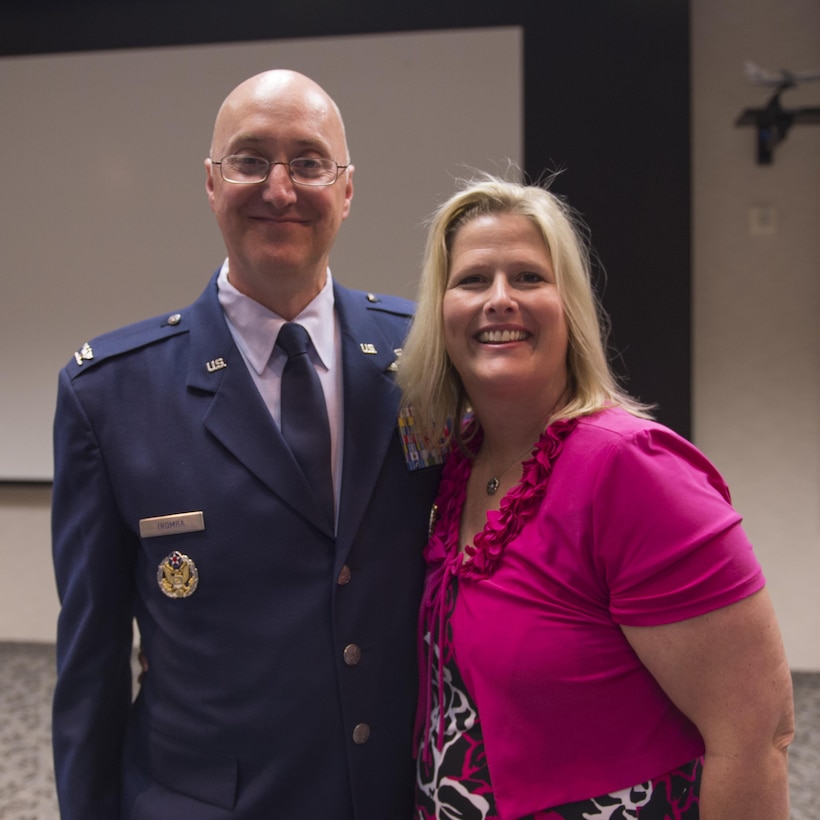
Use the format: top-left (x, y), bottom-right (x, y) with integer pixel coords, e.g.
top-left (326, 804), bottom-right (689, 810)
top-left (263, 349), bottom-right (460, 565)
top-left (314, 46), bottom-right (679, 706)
top-left (591, 426), bottom-right (765, 626)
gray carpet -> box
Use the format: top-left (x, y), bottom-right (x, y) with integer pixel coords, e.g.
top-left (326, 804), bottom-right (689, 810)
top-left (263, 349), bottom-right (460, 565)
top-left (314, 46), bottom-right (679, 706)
top-left (1, 642), bottom-right (818, 819)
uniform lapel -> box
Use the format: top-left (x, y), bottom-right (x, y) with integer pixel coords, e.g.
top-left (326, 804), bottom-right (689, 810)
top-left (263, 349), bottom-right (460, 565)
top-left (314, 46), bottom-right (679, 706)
top-left (185, 274), bottom-right (334, 538)
top-left (334, 285), bottom-right (404, 555)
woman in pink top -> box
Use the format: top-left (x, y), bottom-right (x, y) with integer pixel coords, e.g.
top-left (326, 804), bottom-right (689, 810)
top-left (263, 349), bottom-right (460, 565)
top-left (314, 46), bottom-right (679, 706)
top-left (398, 176), bottom-right (794, 819)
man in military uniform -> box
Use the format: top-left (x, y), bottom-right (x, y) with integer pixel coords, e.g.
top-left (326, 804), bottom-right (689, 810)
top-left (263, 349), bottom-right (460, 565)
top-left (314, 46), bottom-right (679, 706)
top-left (51, 69), bottom-right (441, 819)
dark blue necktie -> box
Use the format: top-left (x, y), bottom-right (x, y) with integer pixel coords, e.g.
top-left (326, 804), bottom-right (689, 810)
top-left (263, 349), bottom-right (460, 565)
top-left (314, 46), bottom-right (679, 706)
top-left (276, 323), bottom-right (334, 528)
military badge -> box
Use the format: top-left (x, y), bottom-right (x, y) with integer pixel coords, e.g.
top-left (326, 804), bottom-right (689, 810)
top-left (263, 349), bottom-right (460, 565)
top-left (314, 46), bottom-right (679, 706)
top-left (397, 405), bottom-right (449, 470)
top-left (73, 342), bottom-right (94, 366)
top-left (386, 347), bottom-right (401, 372)
top-left (157, 550), bottom-right (199, 598)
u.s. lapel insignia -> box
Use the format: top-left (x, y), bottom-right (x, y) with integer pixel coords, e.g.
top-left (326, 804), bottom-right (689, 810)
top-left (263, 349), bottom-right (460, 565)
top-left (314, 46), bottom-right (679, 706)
top-left (157, 550), bottom-right (199, 598)
top-left (206, 357), bottom-right (227, 373)
top-left (74, 342), bottom-right (94, 366)
top-left (359, 342), bottom-right (377, 354)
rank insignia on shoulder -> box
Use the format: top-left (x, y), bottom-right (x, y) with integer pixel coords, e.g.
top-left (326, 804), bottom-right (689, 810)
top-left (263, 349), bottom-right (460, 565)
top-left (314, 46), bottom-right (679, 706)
top-left (157, 550), bottom-right (199, 598)
top-left (74, 342), bottom-right (94, 366)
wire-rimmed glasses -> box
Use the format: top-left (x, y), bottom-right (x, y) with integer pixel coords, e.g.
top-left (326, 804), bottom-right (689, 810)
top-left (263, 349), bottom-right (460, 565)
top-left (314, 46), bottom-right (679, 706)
top-left (211, 155), bottom-right (350, 186)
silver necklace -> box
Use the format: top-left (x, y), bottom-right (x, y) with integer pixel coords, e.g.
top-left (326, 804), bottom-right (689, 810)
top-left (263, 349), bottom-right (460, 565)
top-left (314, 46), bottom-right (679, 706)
top-left (482, 390), bottom-right (569, 496)
top-left (485, 444), bottom-right (537, 495)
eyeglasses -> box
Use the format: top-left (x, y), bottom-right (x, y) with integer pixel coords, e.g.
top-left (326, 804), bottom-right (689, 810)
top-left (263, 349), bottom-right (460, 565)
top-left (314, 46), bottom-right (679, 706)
top-left (212, 155), bottom-right (350, 186)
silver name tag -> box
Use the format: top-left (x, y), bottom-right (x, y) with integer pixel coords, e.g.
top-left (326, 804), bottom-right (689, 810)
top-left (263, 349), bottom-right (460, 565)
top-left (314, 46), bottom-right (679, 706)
top-left (139, 511), bottom-right (205, 539)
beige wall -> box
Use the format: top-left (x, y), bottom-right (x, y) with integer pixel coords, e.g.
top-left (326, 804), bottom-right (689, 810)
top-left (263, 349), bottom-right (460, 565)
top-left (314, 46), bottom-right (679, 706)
top-left (2, 1), bottom-right (820, 669)
top-left (692, 0), bottom-right (820, 669)
top-left (0, 485), bottom-right (55, 641)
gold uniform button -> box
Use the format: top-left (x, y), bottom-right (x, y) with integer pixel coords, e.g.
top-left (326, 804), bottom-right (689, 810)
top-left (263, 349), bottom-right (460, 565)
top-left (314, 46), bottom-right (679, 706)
top-left (337, 564), bottom-right (351, 585)
top-left (352, 723), bottom-right (371, 744)
top-left (343, 644), bottom-right (362, 666)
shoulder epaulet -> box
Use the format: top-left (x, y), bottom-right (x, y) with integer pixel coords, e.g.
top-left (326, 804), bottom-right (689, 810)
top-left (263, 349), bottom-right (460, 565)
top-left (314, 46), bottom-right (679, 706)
top-left (360, 291), bottom-right (416, 318)
top-left (65, 309), bottom-right (188, 377)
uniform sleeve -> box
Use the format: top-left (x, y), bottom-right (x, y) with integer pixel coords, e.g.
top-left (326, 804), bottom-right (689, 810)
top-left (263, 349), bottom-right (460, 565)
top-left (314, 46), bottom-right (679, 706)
top-left (591, 425), bottom-right (765, 626)
top-left (51, 366), bottom-right (136, 819)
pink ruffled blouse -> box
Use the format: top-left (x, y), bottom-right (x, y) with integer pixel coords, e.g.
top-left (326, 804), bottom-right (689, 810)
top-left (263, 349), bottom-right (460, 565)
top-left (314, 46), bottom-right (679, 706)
top-left (417, 407), bottom-right (764, 819)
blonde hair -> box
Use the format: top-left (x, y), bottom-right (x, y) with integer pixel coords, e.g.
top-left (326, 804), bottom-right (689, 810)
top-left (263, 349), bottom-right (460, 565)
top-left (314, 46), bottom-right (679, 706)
top-left (397, 174), bottom-right (653, 448)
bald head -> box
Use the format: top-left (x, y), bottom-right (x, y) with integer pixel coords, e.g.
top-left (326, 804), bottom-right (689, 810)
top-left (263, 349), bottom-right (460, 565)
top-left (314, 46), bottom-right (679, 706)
top-left (204, 68), bottom-right (355, 317)
top-left (210, 70), bottom-right (349, 163)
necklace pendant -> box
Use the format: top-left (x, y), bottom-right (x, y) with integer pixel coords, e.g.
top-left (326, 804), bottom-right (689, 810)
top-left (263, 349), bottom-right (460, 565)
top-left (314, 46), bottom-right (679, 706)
top-left (486, 477), bottom-right (500, 496)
